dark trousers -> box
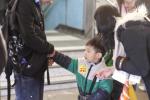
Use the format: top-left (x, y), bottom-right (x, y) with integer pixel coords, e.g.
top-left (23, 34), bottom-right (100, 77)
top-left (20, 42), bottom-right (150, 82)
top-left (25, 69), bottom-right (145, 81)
top-left (143, 74), bottom-right (150, 99)
top-left (111, 80), bottom-right (123, 100)
top-left (15, 73), bottom-right (44, 100)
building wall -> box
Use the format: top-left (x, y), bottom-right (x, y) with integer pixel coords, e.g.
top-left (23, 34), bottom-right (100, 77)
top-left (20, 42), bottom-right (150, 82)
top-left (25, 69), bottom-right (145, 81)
top-left (43, 0), bottom-right (84, 30)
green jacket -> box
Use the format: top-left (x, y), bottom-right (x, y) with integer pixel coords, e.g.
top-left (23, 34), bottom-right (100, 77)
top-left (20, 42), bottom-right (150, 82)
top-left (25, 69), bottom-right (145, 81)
top-left (53, 51), bottom-right (113, 96)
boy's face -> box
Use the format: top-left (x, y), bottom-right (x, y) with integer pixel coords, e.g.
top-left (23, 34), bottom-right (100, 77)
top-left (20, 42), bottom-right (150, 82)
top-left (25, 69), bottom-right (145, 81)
top-left (84, 45), bottom-right (102, 63)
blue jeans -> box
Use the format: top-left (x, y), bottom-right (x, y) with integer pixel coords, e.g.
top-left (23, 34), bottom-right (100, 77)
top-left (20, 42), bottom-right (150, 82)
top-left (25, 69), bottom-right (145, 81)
top-left (14, 74), bottom-right (44, 100)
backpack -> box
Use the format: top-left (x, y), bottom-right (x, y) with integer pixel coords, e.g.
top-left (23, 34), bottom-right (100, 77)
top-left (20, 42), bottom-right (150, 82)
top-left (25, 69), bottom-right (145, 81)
top-left (0, 0), bottom-right (10, 72)
top-left (1, 0), bottom-right (19, 99)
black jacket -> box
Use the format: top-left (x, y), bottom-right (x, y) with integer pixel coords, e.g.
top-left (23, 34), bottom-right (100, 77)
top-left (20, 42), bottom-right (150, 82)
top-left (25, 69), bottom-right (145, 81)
top-left (116, 21), bottom-right (150, 98)
top-left (6, 0), bottom-right (54, 78)
top-left (17, 0), bottom-right (54, 55)
top-left (116, 21), bottom-right (150, 77)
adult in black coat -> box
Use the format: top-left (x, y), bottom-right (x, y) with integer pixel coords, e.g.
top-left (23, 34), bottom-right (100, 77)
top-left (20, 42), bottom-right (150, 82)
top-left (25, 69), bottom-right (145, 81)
top-left (115, 20), bottom-right (150, 99)
top-left (2, 0), bottom-right (54, 100)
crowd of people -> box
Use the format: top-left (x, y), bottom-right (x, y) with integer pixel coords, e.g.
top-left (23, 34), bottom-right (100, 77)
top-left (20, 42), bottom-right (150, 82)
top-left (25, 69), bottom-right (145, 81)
top-left (0, 0), bottom-right (150, 100)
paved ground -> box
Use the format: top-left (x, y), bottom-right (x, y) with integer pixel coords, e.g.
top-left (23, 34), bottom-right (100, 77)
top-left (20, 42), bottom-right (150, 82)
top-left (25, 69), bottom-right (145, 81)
top-left (44, 87), bottom-right (149, 100)
top-left (1, 87), bottom-right (149, 100)
top-left (0, 88), bottom-right (78, 100)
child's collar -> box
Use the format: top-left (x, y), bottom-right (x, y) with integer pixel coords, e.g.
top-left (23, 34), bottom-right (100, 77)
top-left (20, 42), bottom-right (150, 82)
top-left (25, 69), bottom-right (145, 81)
top-left (87, 58), bottom-right (102, 66)
top-left (95, 58), bottom-right (102, 64)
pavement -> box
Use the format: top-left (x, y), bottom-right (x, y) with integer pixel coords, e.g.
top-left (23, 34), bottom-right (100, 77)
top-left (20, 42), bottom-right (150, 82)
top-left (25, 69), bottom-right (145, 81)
top-left (0, 88), bottom-right (78, 100)
top-left (49, 88), bottom-right (149, 100)
top-left (1, 87), bottom-right (149, 100)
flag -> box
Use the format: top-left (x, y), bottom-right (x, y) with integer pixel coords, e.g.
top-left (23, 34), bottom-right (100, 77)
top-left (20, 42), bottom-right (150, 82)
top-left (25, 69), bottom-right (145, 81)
top-left (119, 80), bottom-right (137, 100)
top-left (128, 84), bottom-right (137, 100)
top-left (119, 81), bottom-right (129, 100)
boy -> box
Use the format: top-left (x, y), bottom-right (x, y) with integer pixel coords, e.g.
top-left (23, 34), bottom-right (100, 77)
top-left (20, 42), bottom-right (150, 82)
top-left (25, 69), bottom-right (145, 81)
top-left (50, 36), bottom-right (113, 100)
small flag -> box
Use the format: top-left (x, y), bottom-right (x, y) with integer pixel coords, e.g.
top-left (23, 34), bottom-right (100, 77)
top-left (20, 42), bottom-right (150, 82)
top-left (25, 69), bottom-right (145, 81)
top-left (119, 80), bottom-right (137, 100)
top-left (119, 81), bottom-right (129, 100)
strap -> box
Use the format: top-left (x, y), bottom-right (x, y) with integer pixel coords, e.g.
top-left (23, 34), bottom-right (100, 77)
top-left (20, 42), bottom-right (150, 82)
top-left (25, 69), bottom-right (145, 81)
top-left (88, 76), bottom-right (97, 94)
top-left (144, 15), bottom-right (150, 22)
top-left (47, 66), bottom-right (50, 85)
top-left (83, 65), bottom-right (93, 96)
top-left (7, 75), bottom-right (17, 100)
top-left (7, 77), bottom-right (11, 100)
top-left (11, 0), bottom-right (18, 12)
top-left (5, 0), bottom-right (19, 31)
top-left (6, 0), bottom-right (18, 13)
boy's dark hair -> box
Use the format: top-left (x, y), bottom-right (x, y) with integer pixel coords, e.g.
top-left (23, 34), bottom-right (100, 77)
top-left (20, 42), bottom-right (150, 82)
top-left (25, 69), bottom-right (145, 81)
top-left (94, 5), bottom-right (120, 51)
top-left (86, 36), bottom-right (106, 56)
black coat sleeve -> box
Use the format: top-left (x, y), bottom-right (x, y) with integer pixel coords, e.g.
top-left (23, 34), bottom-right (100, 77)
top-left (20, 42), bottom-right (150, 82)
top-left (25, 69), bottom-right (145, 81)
top-left (53, 51), bottom-right (72, 69)
top-left (118, 25), bottom-right (150, 77)
top-left (16, 0), bottom-right (54, 54)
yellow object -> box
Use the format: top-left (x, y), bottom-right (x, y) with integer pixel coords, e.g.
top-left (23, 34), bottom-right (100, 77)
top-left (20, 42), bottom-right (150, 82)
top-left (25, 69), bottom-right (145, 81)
top-left (120, 81), bottom-right (137, 100)
top-left (120, 81), bottom-right (129, 100)
top-left (128, 84), bottom-right (137, 100)
top-left (79, 64), bottom-right (87, 74)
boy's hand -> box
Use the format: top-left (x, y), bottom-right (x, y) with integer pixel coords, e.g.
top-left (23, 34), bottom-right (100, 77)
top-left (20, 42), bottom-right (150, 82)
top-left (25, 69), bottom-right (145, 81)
top-left (48, 50), bottom-right (55, 66)
top-left (48, 59), bottom-right (54, 66)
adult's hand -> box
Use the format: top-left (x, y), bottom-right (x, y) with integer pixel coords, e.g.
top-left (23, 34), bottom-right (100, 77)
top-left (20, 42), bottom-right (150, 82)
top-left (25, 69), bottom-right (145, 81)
top-left (47, 50), bottom-right (55, 66)
top-left (48, 59), bottom-right (54, 66)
